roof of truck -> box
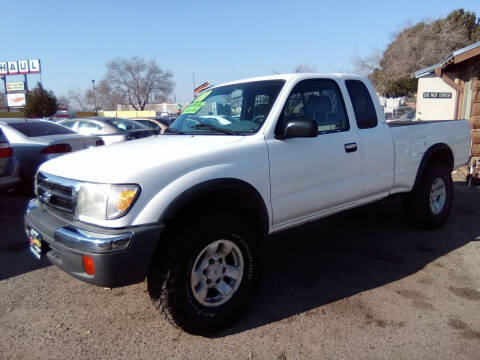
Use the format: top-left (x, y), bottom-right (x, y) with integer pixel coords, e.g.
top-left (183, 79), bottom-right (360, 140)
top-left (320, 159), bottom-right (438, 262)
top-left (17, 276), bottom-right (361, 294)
top-left (213, 73), bottom-right (365, 88)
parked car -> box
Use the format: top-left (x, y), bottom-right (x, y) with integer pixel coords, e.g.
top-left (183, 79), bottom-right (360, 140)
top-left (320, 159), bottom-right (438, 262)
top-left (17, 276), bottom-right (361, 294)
top-left (0, 119), bottom-right (104, 189)
top-left (130, 118), bottom-right (167, 133)
top-left (58, 117), bottom-right (159, 145)
top-left (25, 73), bottom-right (470, 335)
top-left (155, 116), bottom-right (177, 127)
top-left (0, 127), bottom-right (20, 191)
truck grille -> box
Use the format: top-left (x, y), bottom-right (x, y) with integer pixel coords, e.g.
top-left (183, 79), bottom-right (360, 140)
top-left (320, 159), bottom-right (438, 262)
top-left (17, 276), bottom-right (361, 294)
top-left (36, 172), bottom-right (79, 214)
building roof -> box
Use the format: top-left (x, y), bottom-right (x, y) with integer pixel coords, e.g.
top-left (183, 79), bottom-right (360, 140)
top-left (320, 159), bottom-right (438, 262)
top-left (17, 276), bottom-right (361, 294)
top-left (414, 41), bottom-right (480, 78)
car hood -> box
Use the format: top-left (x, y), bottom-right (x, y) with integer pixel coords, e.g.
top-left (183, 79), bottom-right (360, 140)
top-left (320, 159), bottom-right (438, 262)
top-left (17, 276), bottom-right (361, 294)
top-left (38, 134), bottom-right (246, 183)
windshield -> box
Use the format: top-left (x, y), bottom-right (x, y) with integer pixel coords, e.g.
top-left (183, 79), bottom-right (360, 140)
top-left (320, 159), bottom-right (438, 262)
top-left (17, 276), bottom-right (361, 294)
top-left (169, 80), bottom-right (285, 135)
top-left (103, 118), bottom-right (149, 131)
top-left (9, 121), bottom-right (76, 137)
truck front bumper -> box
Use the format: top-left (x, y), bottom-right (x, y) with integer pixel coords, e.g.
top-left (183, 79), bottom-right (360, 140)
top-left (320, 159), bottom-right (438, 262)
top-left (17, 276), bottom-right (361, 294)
top-left (24, 198), bottom-right (164, 288)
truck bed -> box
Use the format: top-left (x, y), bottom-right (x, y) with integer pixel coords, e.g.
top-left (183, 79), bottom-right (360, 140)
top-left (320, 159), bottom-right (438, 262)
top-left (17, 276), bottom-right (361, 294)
top-left (389, 119), bottom-right (471, 194)
top-left (388, 120), bottom-right (455, 127)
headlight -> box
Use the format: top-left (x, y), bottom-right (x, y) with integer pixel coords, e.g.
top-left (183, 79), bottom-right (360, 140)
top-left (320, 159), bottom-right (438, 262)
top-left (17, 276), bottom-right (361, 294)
top-left (77, 183), bottom-right (139, 221)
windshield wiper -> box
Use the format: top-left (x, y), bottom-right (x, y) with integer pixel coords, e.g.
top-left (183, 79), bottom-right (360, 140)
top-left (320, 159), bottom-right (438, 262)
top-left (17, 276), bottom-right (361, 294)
top-left (191, 122), bottom-right (237, 135)
top-left (164, 127), bottom-right (185, 134)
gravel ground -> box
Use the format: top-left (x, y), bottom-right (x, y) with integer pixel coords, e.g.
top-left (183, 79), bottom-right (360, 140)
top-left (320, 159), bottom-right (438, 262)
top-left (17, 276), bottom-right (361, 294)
top-left (1, 180), bottom-right (480, 360)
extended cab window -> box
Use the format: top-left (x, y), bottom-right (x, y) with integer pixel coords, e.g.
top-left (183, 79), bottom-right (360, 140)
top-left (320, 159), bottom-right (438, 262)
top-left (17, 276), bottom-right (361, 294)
top-left (345, 80), bottom-right (378, 129)
top-left (278, 79), bottom-right (349, 135)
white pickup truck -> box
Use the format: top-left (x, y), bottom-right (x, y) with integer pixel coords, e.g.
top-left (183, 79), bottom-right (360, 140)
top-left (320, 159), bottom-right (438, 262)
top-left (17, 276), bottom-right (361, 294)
top-left (24, 73), bottom-right (470, 334)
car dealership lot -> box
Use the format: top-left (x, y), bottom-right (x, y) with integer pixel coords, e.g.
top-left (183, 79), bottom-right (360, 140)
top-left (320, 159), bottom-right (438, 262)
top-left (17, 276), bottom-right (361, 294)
top-left (1, 181), bottom-right (480, 360)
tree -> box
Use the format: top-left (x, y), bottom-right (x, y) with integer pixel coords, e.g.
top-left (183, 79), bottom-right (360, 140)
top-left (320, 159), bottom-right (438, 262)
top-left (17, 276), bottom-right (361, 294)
top-left (24, 83), bottom-right (58, 118)
top-left (356, 9), bottom-right (480, 97)
top-left (293, 63), bottom-right (317, 73)
top-left (66, 89), bottom-right (90, 111)
top-left (85, 79), bottom-right (125, 111)
top-left (104, 56), bottom-right (174, 110)
top-left (57, 95), bottom-right (70, 109)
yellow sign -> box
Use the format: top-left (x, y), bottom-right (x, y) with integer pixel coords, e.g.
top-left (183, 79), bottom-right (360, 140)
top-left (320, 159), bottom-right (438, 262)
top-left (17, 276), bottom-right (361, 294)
top-left (99, 111), bottom-right (156, 118)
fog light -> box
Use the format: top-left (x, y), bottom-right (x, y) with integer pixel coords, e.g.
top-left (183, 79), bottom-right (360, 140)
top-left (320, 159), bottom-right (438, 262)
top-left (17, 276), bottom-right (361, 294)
top-left (82, 255), bottom-right (95, 275)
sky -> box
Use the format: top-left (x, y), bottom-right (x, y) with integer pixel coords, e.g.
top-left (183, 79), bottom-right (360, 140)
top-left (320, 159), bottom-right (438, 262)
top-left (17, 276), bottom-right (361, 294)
top-left (1, 0), bottom-right (479, 104)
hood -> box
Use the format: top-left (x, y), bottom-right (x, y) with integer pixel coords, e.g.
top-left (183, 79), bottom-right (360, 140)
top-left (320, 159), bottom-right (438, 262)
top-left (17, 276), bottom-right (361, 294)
top-left (38, 134), bottom-right (245, 183)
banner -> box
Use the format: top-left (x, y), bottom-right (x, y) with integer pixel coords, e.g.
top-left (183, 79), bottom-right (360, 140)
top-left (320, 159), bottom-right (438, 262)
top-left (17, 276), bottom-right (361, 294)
top-left (6, 82), bottom-right (25, 92)
top-left (7, 93), bottom-right (26, 107)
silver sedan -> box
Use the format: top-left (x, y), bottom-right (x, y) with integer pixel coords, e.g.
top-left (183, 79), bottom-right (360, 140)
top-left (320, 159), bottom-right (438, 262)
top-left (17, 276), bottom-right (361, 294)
top-left (58, 117), bottom-right (159, 145)
top-left (0, 127), bottom-right (20, 191)
top-left (0, 119), bottom-right (104, 189)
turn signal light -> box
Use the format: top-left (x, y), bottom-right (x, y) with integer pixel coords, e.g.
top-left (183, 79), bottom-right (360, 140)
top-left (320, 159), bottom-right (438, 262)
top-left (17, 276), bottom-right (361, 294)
top-left (40, 144), bottom-right (72, 154)
top-left (82, 255), bottom-right (95, 275)
top-left (117, 189), bottom-right (137, 211)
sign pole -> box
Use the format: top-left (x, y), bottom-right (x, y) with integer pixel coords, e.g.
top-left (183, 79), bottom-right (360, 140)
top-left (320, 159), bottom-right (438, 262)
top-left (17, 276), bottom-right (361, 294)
top-left (24, 74), bottom-right (28, 119)
top-left (2, 76), bottom-right (8, 112)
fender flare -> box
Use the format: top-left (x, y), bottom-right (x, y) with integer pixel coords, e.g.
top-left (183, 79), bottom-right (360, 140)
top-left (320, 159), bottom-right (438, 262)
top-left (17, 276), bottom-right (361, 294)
top-left (412, 143), bottom-right (454, 190)
top-left (159, 178), bottom-right (269, 236)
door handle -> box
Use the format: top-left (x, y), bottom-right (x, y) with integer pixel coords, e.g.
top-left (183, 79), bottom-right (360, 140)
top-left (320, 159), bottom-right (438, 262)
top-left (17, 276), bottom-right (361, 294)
top-left (344, 142), bottom-right (357, 153)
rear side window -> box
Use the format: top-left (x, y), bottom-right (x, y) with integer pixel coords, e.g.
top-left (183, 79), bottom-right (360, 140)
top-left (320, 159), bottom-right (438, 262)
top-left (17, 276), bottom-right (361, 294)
top-left (345, 80), bottom-right (378, 129)
top-left (60, 120), bottom-right (77, 129)
top-left (9, 122), bottom-right (76, 137)
top-left (138, 120), bottom-right (161, 129)
top-left (104, 119), bottom-right (148, 131)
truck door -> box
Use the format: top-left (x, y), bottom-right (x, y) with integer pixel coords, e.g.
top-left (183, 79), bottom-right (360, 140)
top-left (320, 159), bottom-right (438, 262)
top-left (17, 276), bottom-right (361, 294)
top-left (344, 80), bottom-right (395, 199)
top-left (267, 79), bottom-right (363, 228)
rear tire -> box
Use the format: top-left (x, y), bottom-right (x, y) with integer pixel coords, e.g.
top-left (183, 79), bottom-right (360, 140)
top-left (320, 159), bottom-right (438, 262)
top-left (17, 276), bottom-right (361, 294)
top-left (147, 215), bottom-right (260, 335)
top-left (402, 163), bottom-right (453, 229)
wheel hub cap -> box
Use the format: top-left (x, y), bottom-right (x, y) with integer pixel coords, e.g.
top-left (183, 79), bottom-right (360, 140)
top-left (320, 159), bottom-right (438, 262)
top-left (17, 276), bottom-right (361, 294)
top-left (430, 178), bottom-right (447, 215)
top-left (190, 239), bottom-right (244, 307)
top-left (206, 262), bottom-right (223, 281)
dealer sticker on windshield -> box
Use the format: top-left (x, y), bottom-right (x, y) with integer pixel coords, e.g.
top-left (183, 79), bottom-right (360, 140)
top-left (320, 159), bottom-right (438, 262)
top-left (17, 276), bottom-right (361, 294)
top-left (182, 102), bottom-right (205, 114)
top-left (181, 90), bottom-right (212, 114)
top-left (194, 90), bottom-right (211, 103)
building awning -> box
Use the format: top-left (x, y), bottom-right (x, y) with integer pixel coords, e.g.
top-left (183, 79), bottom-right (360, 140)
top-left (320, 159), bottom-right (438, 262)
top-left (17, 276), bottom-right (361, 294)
top-left (414, 41), bottom-right (480, 78)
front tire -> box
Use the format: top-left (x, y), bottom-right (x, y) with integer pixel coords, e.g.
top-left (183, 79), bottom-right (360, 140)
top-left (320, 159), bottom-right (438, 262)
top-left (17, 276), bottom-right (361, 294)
top-left (402, 163), bottom-right (453, 229)
top-left (147, 215), bottom-right (260, 335)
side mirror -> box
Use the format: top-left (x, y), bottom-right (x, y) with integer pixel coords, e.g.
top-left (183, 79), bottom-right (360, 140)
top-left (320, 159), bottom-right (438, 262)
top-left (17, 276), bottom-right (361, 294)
top-left (277, 119), bottom-right (318, 139)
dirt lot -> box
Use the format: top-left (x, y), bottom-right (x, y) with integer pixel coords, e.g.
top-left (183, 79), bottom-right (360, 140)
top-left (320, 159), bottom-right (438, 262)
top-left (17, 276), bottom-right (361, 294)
top-left (1, 180), bottom-right (480, 360)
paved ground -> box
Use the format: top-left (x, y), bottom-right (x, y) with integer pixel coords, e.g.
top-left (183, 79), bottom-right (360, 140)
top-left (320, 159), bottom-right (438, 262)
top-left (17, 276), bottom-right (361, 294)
top-left (1, 181), bottom-right (480, 360)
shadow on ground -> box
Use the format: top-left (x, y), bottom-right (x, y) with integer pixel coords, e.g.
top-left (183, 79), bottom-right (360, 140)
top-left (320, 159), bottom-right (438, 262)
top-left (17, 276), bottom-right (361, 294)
top-left (215, 182), bottom-right (480, 336)
top-left (1, 182), bottom-right (479, 336)
top-left (0, 191), bottom-right (51, 280)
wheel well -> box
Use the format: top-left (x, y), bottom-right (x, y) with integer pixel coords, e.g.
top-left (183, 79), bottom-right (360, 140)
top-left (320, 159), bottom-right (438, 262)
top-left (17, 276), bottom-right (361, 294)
top-left (162, 181), bottom-right (269, 239)
top-left (414, 144), bottom-right (454, 189)
top-left (426, 148), bottom-right (454, 171)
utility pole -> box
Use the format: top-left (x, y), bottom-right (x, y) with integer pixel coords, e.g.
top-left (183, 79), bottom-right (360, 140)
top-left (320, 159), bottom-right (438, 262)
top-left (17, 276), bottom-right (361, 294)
top-left (92, 79), bottom-right (97, 115)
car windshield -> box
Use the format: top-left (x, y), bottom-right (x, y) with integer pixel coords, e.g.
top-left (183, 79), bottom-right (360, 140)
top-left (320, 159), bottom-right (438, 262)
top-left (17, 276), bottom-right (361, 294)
top-left (9, 121), bottom-right (76, 137)
top-left (103, 118), bottom-right (149, 131)
top-left (169, 80), bottom-right (285, 135)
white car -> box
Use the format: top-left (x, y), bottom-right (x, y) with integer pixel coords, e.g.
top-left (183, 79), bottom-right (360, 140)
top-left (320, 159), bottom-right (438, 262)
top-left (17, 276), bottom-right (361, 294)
top-left (25, 73), bottom-right (470, 334)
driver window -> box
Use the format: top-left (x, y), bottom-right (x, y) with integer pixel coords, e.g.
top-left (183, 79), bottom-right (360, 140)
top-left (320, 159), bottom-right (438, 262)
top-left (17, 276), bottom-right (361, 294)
top-left (278, 79), bottom-right (350, 135)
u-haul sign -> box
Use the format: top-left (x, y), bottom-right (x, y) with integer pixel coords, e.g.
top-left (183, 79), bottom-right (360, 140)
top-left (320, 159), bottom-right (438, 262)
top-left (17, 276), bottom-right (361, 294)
top-left (0, 59), bottom-right (41, 75)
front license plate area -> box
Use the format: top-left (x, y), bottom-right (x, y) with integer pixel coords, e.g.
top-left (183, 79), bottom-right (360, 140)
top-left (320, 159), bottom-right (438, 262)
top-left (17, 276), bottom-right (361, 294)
top-left (28, 228), bottom-right (44, 260)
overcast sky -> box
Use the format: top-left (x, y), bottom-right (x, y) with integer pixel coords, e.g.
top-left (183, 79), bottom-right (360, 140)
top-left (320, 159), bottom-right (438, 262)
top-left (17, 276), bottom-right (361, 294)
top-left (1, 0), bottom-right (479, 104)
